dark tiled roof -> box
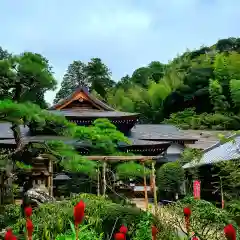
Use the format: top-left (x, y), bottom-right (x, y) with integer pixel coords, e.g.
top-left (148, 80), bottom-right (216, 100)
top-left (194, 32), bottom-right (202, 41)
top-left (131, 124), bottom-right (198, 141)
top-left (0, 123), bottom-right (169, 148)
top-left (48, 109), bottom-right (138, 118)
top-left (129, 138), bottom-right (168, 146)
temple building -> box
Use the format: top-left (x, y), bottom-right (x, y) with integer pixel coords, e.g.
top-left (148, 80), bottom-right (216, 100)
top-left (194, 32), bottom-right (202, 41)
top-left (2, 87), bottom-right (229, 200)
top-left (0, 86), bottom-right (199, 162)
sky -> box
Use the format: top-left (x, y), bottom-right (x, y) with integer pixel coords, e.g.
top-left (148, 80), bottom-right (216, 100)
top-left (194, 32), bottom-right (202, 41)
top-left (1, 0), bottom-right (240, 104)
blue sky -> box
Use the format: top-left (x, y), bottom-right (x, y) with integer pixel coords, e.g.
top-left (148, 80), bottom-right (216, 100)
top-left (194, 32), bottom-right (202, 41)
top-left (1, 0), bottom-right (240, 104)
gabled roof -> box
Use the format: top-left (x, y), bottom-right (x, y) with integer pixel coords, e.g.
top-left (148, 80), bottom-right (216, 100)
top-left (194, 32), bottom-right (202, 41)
top-left (49, 86), bottom-right (114, 111)
top-left (183, 134), bottom-right (240, 169)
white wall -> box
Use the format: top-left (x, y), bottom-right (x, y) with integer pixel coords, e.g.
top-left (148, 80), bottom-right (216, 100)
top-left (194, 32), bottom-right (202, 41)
top-left (167, 143), bottom-right (184, 154)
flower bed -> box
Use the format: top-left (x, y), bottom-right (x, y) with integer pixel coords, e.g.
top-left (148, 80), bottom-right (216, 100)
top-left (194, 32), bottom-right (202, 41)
top-left (1, 194), bottom-right (153, 239)
top-left (1, 195), bottom-right (239, 239)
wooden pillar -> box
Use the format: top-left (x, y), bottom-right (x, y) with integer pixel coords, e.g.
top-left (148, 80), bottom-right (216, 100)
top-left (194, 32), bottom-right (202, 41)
top-left (143, 163), bottom-right (148, 210)
top-left (97, 164), bottom-right (100, 196)
top-left (48, 159), bottom-right (53, 196)
top-left (151, 162), bottom-right (158, 214)
top-left (102, 161), bottom-right (107, 197)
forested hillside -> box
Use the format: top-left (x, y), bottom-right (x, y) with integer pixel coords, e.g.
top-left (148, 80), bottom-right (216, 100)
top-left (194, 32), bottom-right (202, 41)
top-left (106, 37), bottom-right (240, 130)
top-left (1, 37), bottom-right (240, 130)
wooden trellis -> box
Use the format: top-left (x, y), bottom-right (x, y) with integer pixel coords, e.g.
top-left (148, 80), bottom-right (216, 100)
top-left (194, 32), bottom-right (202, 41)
top-left (86, 155), bottom-right (158, 212)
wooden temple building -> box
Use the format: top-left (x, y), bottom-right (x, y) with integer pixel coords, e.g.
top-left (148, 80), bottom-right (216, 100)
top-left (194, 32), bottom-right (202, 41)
top-left (0, 86), bottom-right (198, 157)
top-left (0, 86), bottom-right (199, 199)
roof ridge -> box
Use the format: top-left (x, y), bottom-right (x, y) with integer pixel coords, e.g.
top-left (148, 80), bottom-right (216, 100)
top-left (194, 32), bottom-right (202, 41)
top-left (49, 85), bottom-right (115, 111)
top-left (203, 132), bottom-right (238, 153)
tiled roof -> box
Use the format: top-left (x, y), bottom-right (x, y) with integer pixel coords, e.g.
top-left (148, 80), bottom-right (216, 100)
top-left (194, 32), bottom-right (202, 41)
top-left (183, 134), bottom-right (240, 169)
top-left (0, 123), bottom-right (169, 148)
top-left (49, 109), bottom-right (138, 118)
top-left (182, 130), bottom-right (232, 150)
top-left (131, 124), bottom-right (198, 141)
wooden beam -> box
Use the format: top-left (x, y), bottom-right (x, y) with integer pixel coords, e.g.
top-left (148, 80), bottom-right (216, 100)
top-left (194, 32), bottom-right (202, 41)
top-left (102, 162), bottom-right (107, 196)
top-left (48, 159), bottom-right (53, 197)
top-left (143, 163), bottom-right (149, 210)
top-left (97, 166), bottom-right (100, 196)
top-left (151, 162), bottom-right (158, 214)
top-left (85, 156), bottom-right (155, 161)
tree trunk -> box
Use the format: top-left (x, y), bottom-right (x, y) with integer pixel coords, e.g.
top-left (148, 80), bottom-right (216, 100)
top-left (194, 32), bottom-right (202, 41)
top-left (11, 123), bottom-right (23, 151)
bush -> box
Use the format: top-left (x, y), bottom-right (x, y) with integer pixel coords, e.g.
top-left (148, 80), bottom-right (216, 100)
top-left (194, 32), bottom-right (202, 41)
top-left (225, 200), bottom-right (240, 226)
top-left (161, 196), bottom-right (238, 240)
top-left (163, 108), bottom-right (240, 130)
top-left (132, 212), bottom-right (152, 240)
top-left (1, 194), bottom-right (148, 240)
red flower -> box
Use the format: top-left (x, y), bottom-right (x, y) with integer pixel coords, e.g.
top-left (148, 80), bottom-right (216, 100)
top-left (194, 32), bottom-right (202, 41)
top-left (192, 237), bottom-right (199, 240)
top-left (152, 225), bottom-right (158, 236)
top-left (26, 218), bottom-right (34, 237)
top-left (183, 207), bottom-right (191, 217)
top-left (224, 224), bottom-right (236, 240)
top-left (74, 200), bottom-right (85, 226)
top-left (4, 228), bottom-right (17, 240)
top-left (183, 207), bottom-right (191, 233)
top-left (114, 233), bottom-right (125, 240)
top-left (24, 206), bottom-right (32, 218)
top-left (119, 225), bottom-right (128, 235)
top-left (4, 228), bottom-right (13, 240)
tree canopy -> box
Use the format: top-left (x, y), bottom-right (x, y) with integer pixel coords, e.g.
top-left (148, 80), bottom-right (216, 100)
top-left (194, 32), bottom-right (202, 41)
top-left (0, 51), bottom-right (57, 108)
top-left (105, 37), bottom-right (240, 129)
top-left (54, 58), bottom-right (114, 103)
top-left (2, 37), bottom-right (240, 131)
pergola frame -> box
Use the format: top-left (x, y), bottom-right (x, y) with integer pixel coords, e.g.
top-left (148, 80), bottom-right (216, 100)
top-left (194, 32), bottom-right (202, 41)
top-left (85, 155), bottom-right (158, 212)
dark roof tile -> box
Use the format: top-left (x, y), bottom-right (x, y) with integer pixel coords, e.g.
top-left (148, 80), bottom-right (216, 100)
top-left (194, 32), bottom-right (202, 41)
top-left (48, 109), bottom-right (138, 118)
top-left (131, 124), bottom-right (198, 141)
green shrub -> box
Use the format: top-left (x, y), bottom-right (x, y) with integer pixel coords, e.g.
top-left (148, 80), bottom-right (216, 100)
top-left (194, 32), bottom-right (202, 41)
top-left (225, 200), bottom-right (240, 226)
top-left (55, 222), bottom-right (104, 240)
top-left (163, 108), bottom-right (240, 130)
top-left (164, 196), bottom-right (238, 240)
top-left (132, 212), bottom-right (152, 240)
top-left (2, 194), bottom-right (147, 240)
top-left (0, 204), bottom-right (21, 229)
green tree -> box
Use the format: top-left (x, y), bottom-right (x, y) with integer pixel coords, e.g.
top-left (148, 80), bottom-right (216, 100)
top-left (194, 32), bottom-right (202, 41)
top-left (0, 99), bottom-right (98, 180)
top-left (131, 67), bottom-right (152, 87)
top-left (0, 47), bottom-right (11, 60)
top-left (131, 61), bottom-right (166, 88)
top-left (209, 79), bottom-right (230, 113)
top-left (0, 52), bottom-right (56, 108)
top-left (54, 61), bottom-right (89, 103)
top-left (74, 118), bottom-right (129, 155)
top-left (148, 61), bottom-right (166, 82)
top-left (114, 75), bottom-right (132, 90)
top-left (230, 79), bottom-right (240, 111)
top-left (156, 161), bottom-right (185, 199)
top-left (85, 58), bottom-right (114, 99)
top-left (0, 100), bottom-right (73, 150)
